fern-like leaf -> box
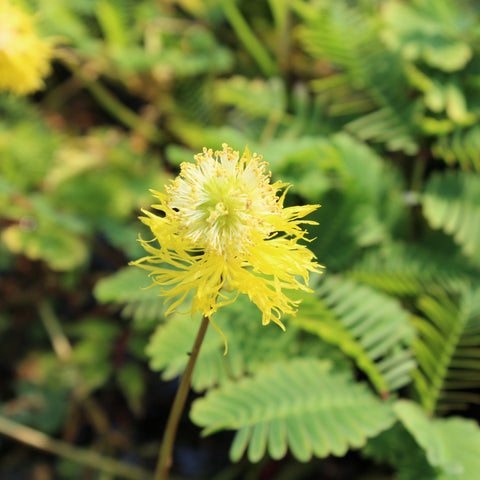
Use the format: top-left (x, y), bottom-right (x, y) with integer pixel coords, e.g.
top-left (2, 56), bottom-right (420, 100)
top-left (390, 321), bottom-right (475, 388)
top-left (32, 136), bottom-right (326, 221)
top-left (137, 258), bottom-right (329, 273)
top-left (348, 241), bottom-right (478, 296)
top-left (433, 126), bottom-right (480, 172)
top-left (395, 400), bottom-right (480, 479)
top-left (423, 171), bottom-right (480, 265)
top-left (94, 267), bottom-right (166, 324)
top-left (293, 275), bottom-right (415, 395)
top-left (297, 2), bottom-right (418, 153)
top-left (146, 313), bottom-right (241, 392)
top-left (260, 133), bottom-right (407, 269)
top-left (412, 286), bottom-right (480, 413)
top-left (144, 295), bottom-right (339, 391)
top-left (382, 0), bottom-right (475, 73)
top-left (362, 422), bottom-right (437, 480)
top-left (214, 76), bottom-right (288, 121)
top-left (190, 358), bottom-right (395, 463)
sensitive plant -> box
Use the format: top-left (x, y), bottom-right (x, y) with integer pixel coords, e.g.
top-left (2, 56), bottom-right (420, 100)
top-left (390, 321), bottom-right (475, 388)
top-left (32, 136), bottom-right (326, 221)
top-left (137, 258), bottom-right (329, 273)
top-left (130, 143), bottom-right (323, 479)
top-left (1, 0), bottom-right (480, 479)
top-left (94, 0), bottom-right (480, 475)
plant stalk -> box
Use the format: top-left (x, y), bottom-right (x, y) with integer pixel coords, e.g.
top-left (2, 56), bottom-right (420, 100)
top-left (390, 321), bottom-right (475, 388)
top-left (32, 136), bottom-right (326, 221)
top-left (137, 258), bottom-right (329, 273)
top-left (38, 301), bottom-right (110, 435)
top-left (55, 50), bottom-right (164, 145)
top-left (155, 315), bottom-right (210, 480)
top-left (0, 415), bottom-right (151, 480)
top-left (221, 0), bottom-right (278, 76)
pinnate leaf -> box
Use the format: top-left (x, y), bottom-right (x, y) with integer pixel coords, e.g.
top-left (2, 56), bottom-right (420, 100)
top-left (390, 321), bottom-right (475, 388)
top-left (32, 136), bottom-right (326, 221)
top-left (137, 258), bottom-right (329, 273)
top-left (191, 358), bottom-right (394, 463)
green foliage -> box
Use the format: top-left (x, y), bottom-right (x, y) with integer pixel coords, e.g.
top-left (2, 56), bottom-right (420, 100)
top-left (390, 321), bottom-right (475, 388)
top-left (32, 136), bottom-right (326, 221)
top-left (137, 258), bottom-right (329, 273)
top-left (67, 318), bottom-right (120, 393)
top-left (1, 216), bottom-right (89, 271)
top-left (214, 76), bottom-right (288, 123)
top-left (116, 362), bottom-right (146, 416)
top-left (293, 275), bottom-right (415, 394)
top-left (433, 125), bottom-right (480, 171)
top-left (2, 0), bottom-right (480, 478)
top-left (146, 313), bottom-right (238, 392)
top-left (382, 0), bottom-right (475, 72)
top-left (423, 171), bottom-right (480, 264)
top-left (295, 0), bottom-right (480, 168)
top-left (144, 294), bottom-right (348, 392)
top-left (94, 267), bottom-right (168, 324)
top-left (412, 287), bottom-right (480, 413)
top-left (0, 382), bottom-right (69, 435)
top-left (363, 422), bottom-right (438, 480)
top-left (348, 240), bottom-right (479, 296)
top-left (297, 0), bottom-right (419, 154)
top-left (0, 97), bottom-right (60, 190)
top-left (0, 106), bottom-right (165, 269)
top-left (190, 358), bottom-right (395, 463)
top-left (395, 400), bottom-right (480, 479)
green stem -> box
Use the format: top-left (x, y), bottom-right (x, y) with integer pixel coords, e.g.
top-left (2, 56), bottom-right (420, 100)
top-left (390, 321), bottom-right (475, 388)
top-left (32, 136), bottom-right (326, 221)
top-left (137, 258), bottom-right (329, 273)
top-left (82, 77), bottom-right (163, 144)
top-left (57, 51), bottom-right (164, 145)
top-left (155, 315), bottom-right (210, 480)
top-left (409, 151), bottom-right (428, 239)
top-left (221, 0), bottom-right (278, 76)
top-left (38, 301), bottom-right (72, 360)
top-left (38, 301), bottom-right (111, 435)
top-left (268, 0), bottom-right (292, 74)
top-left (0, 415), bottom-right (151, 480)
top-left (410, 151), bottom-right (428, 193)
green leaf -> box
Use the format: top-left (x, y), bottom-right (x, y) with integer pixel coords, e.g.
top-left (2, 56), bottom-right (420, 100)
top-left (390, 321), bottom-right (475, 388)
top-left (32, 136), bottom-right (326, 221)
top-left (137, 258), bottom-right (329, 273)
top-left (0, 105), bottom-right (60, 190)
top-left (166, 122), bottom-right (250, 154)
top-left (423, 171), bottom-right (480, 264)
top-left (433, 126), bottom-right (480, 171)
top-left (36, 0), bottom-right (99, 50)
top-left (144, 295), bottom-right (313, 392)
top-left (1, 223), bottom-right (88, 272)
top-left (298, 2), bottom-right (419, 153)
top-left (395, 400), bottom-right (480, 479)
top-left (0, 382), bottom-right (68, 435)
top-left (362, 422), bottom-right (437, 480)
top-left (297, 2), bottom-right (377, 73)
top-left (262, 133), bottom-right (407, 269)
top-left (191, 358), bottom-right (395, 463)
top-left (116, 363), bottom-right (145, 416)
top-left (294, 275), bottom-right (415, 394)
top-left (383, 0), bottom-right (474, 72)
top-left (68, 318), bottom-right (119, 394)
top-left (146, 313), bottom-right (239, 392)
top-left (94, 267), bottom-right (167, 324)
top-left (348, 241), bottom-right (479, 296)
top-left (214, 76), bottom-right (287, 120)
top-left (445, 82), bottom-right (475, 124)
top-left (96, 0), bottom-right (130, 48)
top-left (412, 287), bottom-right (480, 413)
top-left (346, 105), bottom-right (419, 154)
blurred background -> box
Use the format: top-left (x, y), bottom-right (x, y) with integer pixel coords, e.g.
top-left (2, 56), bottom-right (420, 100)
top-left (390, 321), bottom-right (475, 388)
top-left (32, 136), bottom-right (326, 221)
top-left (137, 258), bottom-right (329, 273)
top-left (1, 1), bottom-right (480, 479)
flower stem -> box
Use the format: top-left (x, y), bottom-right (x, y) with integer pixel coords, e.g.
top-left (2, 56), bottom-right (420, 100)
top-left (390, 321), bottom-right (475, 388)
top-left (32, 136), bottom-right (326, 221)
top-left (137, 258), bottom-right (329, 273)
top-left (155, 315), bottom-right (210, 480)
top-left (220, 0), bottom-right (278, 76)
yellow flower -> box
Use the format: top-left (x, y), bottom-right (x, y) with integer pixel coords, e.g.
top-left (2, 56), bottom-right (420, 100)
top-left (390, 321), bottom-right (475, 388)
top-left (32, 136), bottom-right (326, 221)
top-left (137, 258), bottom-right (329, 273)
top-left (132, 144), bottom-right (323, 350)
top-left (0, 1), bottom-right (53, 95)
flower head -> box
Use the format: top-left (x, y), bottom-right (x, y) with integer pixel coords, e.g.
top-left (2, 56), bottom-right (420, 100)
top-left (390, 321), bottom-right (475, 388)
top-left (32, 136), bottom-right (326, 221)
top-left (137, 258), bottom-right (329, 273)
top-left (132, 144), bottom-right (323, 350)
top-left (0, 1), bottom-right (53, 95)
